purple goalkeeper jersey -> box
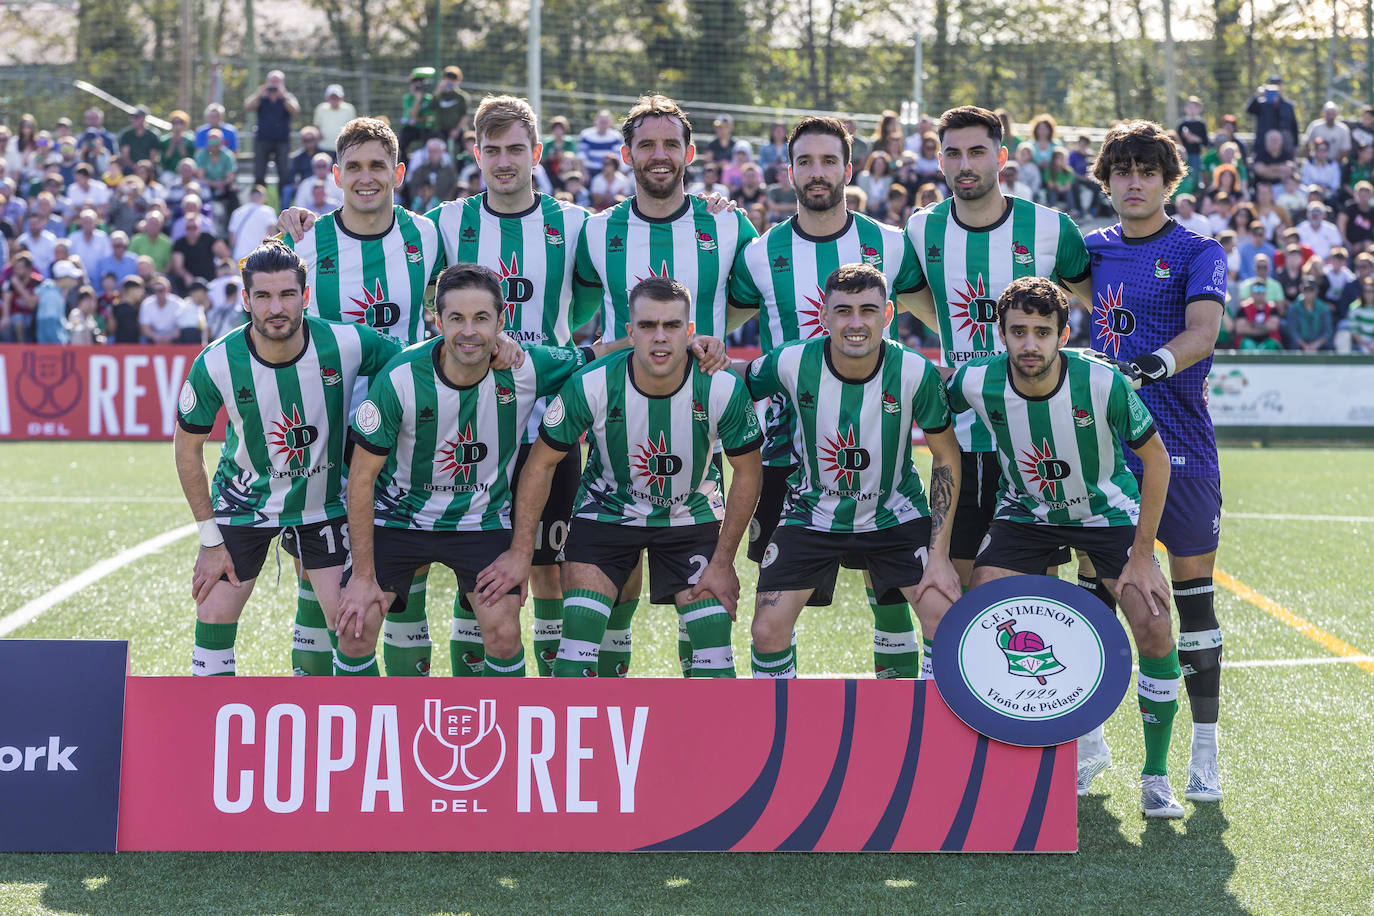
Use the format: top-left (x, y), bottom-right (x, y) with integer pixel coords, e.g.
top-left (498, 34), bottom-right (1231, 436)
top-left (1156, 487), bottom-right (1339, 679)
top-left (1086, 218), bottom-right (1227, 479)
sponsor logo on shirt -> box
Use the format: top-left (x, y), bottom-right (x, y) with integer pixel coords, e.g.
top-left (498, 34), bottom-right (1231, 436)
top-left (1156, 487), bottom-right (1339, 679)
top-left (631, 432), bottom-right (682, 493)
top-left (608, 234), bottom-right (625, 253)
top-left (820, 426), bottom-right (868, 488)
top-left (344, 279), bottom-right (401, 329)
top-left (771, 255), bottom-right (790, 272)
top-left (236, 385), bottom-right (254, 405)
top-left (987, 408), bottom-right (1007, 425)
top-left (1017, 438), bottom-right (1071, 501)
top-left (1092, 283), bottom-right (1134, 356)
top-left (418, 406), bottom-right (436, 424)
top-left (268, 404), bottom-right (319, 467)
top-left (926, 243), bottom-right (942, 263)
top-left (951, 274), bottom-right (998, 349)
top-left (438, 424), bottom-right (488, 482)
top-left (317, 255), bottom-right (337, 274)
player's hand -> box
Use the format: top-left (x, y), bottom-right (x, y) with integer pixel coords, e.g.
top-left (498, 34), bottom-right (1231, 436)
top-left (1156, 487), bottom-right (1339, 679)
top-left (688, 334), bottom-right (729, 374)
top-left (684, 558), bottom-right (741, 619)
top-left (1116, 552), bottom-right (1170, 616)
top-left (191, 544), bottom-right (240, 604)
top-left (698, 191), bottom-right (739, 215)
top-left (276, 206), bottom-right (318, 242)
top-left (475, 548), bottom-right (531, 607)
top-left (337, 574), bottom-right (387, 640)
top-left (913, 553), bottom-right (962, 608)
top-left (1074, 348), bottom-right (1145, 389)
top-left (490, 332), bottom-right (525, 370)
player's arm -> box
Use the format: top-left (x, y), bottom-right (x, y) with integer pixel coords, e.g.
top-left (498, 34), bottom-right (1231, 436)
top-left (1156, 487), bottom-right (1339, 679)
top-left (173, 424), bottom-right (240, 601)
top-left (474, 438), bottom-right (563, 604)
top-left (1116, 430), bottom-right (1172, 616)
top-left (337, 444), bottom-right (389, 639)
top-left (914, 423), bottom-right (962, 606)
top-left (276, 207), bottom-right (317, 242)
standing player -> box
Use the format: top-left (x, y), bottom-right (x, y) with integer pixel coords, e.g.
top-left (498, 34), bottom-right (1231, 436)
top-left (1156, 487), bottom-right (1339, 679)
top-left (476, 277), bottom-right (763, 677)
top-left (743, 264), bottom-right (961, 679)
top-left (950, 277), bottom-right (1184, 818)
top-left (173, 241), bottom-right (401, 675)
top-left (571, 94), bottom-right (758, 674)
top-left (337, 265), bottom-right (593, 676)
top-left (1082, 120), bottom-right (1228, 803)
top-left (729, 116), bottom-right (930, 678)
top-left (905, 106), bottom-right (1093, 588)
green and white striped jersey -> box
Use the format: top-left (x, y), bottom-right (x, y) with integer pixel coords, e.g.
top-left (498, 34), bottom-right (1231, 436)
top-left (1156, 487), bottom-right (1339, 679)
top-left (728, 211), bottom-right (927, 467)
top-left (177, 317), bottom-right (402, 527)
top-left (946, 350), bottom-right (1156, 527)
top-left (352, 341), bottom-right (588, 531)
top-left (540, 350), bottom-right (763, 527)
top-left (745, 338), bottom-right (951, 534)
top-left (574, 196), bottom-right (757, 342)
top-left (285, 205), bottom-right (442, 346)
top-left (906, 196), bottom-right (1090, 451)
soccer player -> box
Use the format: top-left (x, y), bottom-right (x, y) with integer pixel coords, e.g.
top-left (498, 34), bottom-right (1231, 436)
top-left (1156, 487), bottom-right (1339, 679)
top-left (743, 264), bottom-right (961, 679)
top-left (948, 276), bottom-right (1183, 817)
top-left (569, 94), bottom-right (757, 674)
top-left (476, 277), bottom-right (764, 677)
top-left (1083, 120), bottom-right (1228, 804)
top-left (336, 265), bottom-right (594, 676)
top-left (904, 106), bottom-right (1093, 588)
top-left (173, 240), bottom-right (402, 675)
top-left (729, 116), bottom-right (930, 678)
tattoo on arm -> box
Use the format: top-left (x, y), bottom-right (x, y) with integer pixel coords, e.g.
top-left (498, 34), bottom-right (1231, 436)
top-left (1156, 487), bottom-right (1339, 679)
top-left (928, 465), bottom-right (954, 539)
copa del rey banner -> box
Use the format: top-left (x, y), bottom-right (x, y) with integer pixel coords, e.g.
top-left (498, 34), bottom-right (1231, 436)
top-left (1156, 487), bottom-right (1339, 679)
top-left (0, 344), bottom-right (226, 441)
top-left (118, 678), bottom-right (1075, 852)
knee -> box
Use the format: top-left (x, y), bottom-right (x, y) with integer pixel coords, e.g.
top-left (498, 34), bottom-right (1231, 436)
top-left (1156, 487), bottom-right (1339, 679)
top-left (751, 611), bottom-right (790, 652)
top-left (483, 613), bottom-right (522, 657)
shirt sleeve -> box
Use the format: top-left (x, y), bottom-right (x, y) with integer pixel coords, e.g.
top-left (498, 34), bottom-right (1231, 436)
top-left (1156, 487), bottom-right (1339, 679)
top-left (357, 326), bottom-right (406, 377)
top-left (1053, 212), bottom-right (1092, 285)
top-left (176, 354), bottom-right (224, 434)
top-left (727, 243), bottom-right (763, 311)
top-left (538, 374), bottom-right (593, 452)
top-left (744, 349), bottom-right (782, 400)
top-left (717, 376), bottom-right (764, 456)
top-left (527, 345), bottom-right (589, 397)
top-left (945, 365), bottom-right (971, 414)
top-left (1107, 371), bottom-right (1157, 449)
top-left (912, 359), bottom-right (952, 433)
top-left (893, 233), bottom-right (928, 295)
top-left (1188, 238), bottom-right (1230, 306)
top-left (351, 370), bottom-right (403, 456)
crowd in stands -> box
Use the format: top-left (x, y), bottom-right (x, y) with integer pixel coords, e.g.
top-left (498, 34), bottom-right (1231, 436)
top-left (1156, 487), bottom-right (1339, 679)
top-left (3, 67), bottom-right (1373, 353)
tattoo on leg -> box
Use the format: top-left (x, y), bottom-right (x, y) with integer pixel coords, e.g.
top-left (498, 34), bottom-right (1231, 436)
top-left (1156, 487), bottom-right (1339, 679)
top-left (757, 591), bottom-right (783, 608)
top-left (928, 465), bottom-right (954, 540)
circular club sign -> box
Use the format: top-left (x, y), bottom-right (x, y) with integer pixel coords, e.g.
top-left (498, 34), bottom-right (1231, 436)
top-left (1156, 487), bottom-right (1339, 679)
top-left (932, 575), bottom-right (1133, 747)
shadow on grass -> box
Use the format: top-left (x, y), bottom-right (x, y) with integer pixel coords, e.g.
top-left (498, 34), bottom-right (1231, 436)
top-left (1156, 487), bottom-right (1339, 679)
top-left (1, 803), bottom-right (1247, 916)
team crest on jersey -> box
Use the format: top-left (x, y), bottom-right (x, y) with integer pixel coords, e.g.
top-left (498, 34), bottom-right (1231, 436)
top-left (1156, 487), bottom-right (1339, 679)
top-left (497, 253), bottom-right (533, 326)
top-left (1072, 406), bottom-right (1094, 428)
top-left (543, 224), bottom-right (565, 246)
top-left (317, 255), bottom-right (337, 274)
top-left (438, 424), bottom-right (488, 482)
top-left (631, 431), bottom-right (682, 493)
top-left (1153, 257), bottom-right (1171, 279)
top-left (320, 365), bottom-right (342, 387)
top-left (819, 426), bottom-right (869, 488)
top-left (882, 392), bottom-right (900, 414)
top-left (799, 287), bottom-right (828, 338)
top-left (692, 399), bottom-right (708, 421)
top-left (951, 274), bottom-right (998, 348)
top-left (345, 279), bottom-right (402, 329)
top-left (1093, 283), bottom-right (1134, 356)
top-left (696, 230), bottom-right (717, 252)
top-left (495, 384), bottom-right (516, 405)
top-left (267, 404), bottom-right (319, 467)
top-left (405, 243), bottom-right (423, 264)
top-left (1017, 438), bottom-right (1071, 501)
top-left (860, 245), bottom-right (880, 265)
top-left (1012, 242), bottom-right (1033, 265)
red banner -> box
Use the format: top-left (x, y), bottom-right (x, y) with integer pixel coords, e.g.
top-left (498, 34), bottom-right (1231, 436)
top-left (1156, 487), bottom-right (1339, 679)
top-left (117, 677), bottom-right (1075, 852)
top-left (0, 344), bottom-right (226, 441)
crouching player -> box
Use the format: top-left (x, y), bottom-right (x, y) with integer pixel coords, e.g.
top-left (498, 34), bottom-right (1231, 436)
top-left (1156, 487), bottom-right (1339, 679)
top-left (336, 264), bottom-right (592, 675)
top-left (477, 276), bottom-right (763, 676)
top-left (947, 276), bottom-right (1184, 817)
top-left (743, 263), bottom-right (962, 679)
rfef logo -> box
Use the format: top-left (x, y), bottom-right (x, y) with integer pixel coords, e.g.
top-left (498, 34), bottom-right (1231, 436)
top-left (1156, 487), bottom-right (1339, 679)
top-left (413, 699), bottom-right (505, 792)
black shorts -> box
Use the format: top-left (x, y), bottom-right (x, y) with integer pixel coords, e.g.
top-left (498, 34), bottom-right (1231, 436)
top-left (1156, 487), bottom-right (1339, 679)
top-left (757, 518), bottom-right (932, 607)
top-left (364, 527), bottom-right (515, 612)
top-left (975, 519), bottom-right (1136, 582)
top-left (953, 452), bottom-right (1070, 567)
top-left (512, 442), bottom-right (581, 566)
top-left (747, 464), bottom-right (796, 564)
top-left (562, 518), bottom-right (719, 605)
top-left (223, 517), bottom-right (349, 581)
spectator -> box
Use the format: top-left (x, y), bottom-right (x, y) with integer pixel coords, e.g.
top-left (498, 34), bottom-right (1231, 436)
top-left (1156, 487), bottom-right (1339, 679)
top-left (758, 121), bottom-right (789, 184)
top-left (301, 181), bottom-right (336, 216)
top-left (1177, 95), bottom-right (1209, 182)
top-left (913, 132), bottom-right (943, 188)
top-left (108, 276), bottom-right (144, 343)
top-left (163, 158), bottom-right (206, 215)
top-left (1251, 129), bottom-right (1294, 185)
top-left (409, 138), bottom-right (459, 203)
top-left (1296, 202), bottom-right (1342, 260)
top-left (1300, 138), bottom-right (1341, 205)
top-left (16, 210), bottom-right (58, 276)
top-left (1277, 244), bottom-right (1308, 301)
top-left (880, 184), bottom-right (910, 226)
top-left (169, 214), bottom-right (226, 296)
top-left (133, 254), bottom-right (156, 286)
top-left (433, 67), bottom-right (469, 148)
top-left (765, 165), bottom-right (796, 223)
top-left (399, 67), bottom-right (437, 159)
top-left (844, 185), bottom-right (867, 214)
top-left (127, 210), bottom-right (172, 272)
top-left (844, 118), bottom-right (870, 168)
top-left (65, 284), bottom-right (104, 344)
top-left (1283, 278), bottom-right (1334, 351)
top-left (903, 114), bottom-right (935, 154)
top-left (1345, 143), bottom-right (1374, 194)
top-left (1028, 114), bottom-right (1061, 171)
top-left (0, 251), bottom-right (41, 341)
top-left (1216, 229), bottom-right (1241, 280)
top-left (1304, 101), bottom-right (1352, 161)
top-left (174, 283), bottom-right (206, 344)
top-left (118, 107), bottom-right (164, 170)
top-left (294, 152), bottom-right (344, 211)
top-left (705, 114), bottom-right (736, 164)
top-left (745, 201), bottom-right (768, 235)
top-left (1246, 75), bottom-right (1300, 153)
top-left (1044, 149), bottom-right (1074, 212)
top-left (1204, 114), bottom-right (1248, 175)
top-left (0, 124), bottom-right (20, 178)
top-left (77, 108), bottom-right (118, 162)
top-left (1234, 280), bottom-right (1284, 350)
top-left (66, 163), bottom-right (111, 218)
top-left (243, 69), bottom-right (298, 189)
top-left (1209, 162), bottom-right (1246, 205)
top-left (1336, 276), bottom-right (1374, 351)
top-left (1013, 143), bottom-right (1042, 201)
top-left (312, 84), bottom-right (356, 153)
top-left (1350, 106), bottom-right (1374, 155)
top-left (721, 143), bottom-right (753, 192)
top-left (94, 231), bottom-right (138, 283)
top-left (686, 161), bottom-right (728, 199)
top-left (1324, 246), bottom-right (1356, 305)
top-left (159, 110), bottom-right (195, 179)
top-left (1237, 221), bottom-right (1276, 279)
top-left (560, 169), bottom-right (590, 208)
top-left (1000, 161), bottom-right (1032, 199)
top-left (194, 129), bottom-right (240, 213)
top-left (733, 162), bottom-right (768, 210)
top-left (53, 139), bottom-right (82, 187)
top-left (138, 274), bottom-right (181, 344)
top-left (856, 151), bottom-right (893, 210)
top-left (1336, 252), bottom-right (1373, 321)
top-left (1208, 193), bottom-right (1237, 237)
top-left (1248, 253), bottom-right (1285, 304)
top-left (284, 126), bottom-right (330, 207)
top-left (913, 182), bottom-right (943, 210)
top-left (106, 176), bottom-right (145, 236)
top-left (170, 194), bottom-right (215, 241)
top-left (1251, 180), bottom-right (1291, 241)
top-left (66, 208), bottom-right (112, 270)
top-left (577, 109), bottom-right (622, 173)
top-left (194, 103), bottom-right (239, 152)
top-left (204, 278), bottom-right (244, 340)
top-left (589, 153), bottom-right (632, 211)
top-left (1174, 193), bottom-right (1213, 237)
top-left (1337, 180), bottom-right (1374, 253)
top-left (228, 185), bottom-right (277, 263)
top-left (34, 259), bottom-right (84, 343)
top-left (543, 116), bottom-right (577, 161)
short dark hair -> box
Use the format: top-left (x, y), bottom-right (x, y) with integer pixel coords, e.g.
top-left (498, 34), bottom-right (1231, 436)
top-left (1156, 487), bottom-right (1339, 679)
top-left (336, 117), bottom-right (398, 166)
top-left (1091, 119), bottom-right (1186, 196)
top-left (241, 239), bottom-right (306, 294)
top-left (628, 275), bottom-right (691, 318)
top-left (823, 262), bottom-right (888, 301)
top-left (620, 95), bottom-right (692, 148)
top-left (996, 276), bottom-right (1068, 333)
top-left (434, 263), bottom-right (504, 321)
top-left (787, 116), bottom-right (852, 166)
top-left (937, 106), bottom-right (1003, 144)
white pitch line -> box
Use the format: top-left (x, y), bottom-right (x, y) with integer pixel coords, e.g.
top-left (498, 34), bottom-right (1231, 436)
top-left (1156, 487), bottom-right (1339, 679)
top-left (1224, 512), bottom-right (1374, 524)
top-left (801, 656), bottom-right (1374, 678)
top-left (0, 496), bottom-right (184, 504)
top-left (0, 523), bottom-right (196, 638)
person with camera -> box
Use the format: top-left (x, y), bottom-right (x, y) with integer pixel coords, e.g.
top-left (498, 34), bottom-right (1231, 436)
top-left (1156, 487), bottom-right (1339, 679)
top-left (244, 69), bottom-right (300, 190)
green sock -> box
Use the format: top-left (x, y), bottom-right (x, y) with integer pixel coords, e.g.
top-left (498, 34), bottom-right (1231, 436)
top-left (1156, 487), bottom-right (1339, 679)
top-left (484, 646), bottom-right (527, 677)
top-left (677, 616), bottom-right (693, 677)
top-left (1138, 648), bottom-right (1181, 776)
top-left (383, 572), bottom-right (431, 676)
top-left (598, 599), bottom-right (638, 677)
top-left (333, 648), bottom-right (380, 676)
top-left (750, 644), bottom-right (796, 678)
top-left (532, 597), bottom-right (563, 677)
top-left (921, 638), bottom-right (935, 680)
top-left (291, 579), bottom-right (332, 676)
top-left (554, 589), bottom-right (613, 677)
top-left (193, 620), bottom-right (237, 676)
top-left (869, 587), bottom-right (919, 678)
top-left (450, 593), bottom-right (484, 676)
top-left (681, 599), bottom-right (735, 678)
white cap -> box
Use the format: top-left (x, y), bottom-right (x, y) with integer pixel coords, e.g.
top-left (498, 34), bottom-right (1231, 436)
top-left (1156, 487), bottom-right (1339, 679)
top-left (52, 260), bottom-right (83, 280)
top-left (326, 84), bottom-right (345, 98)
